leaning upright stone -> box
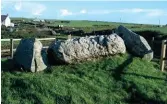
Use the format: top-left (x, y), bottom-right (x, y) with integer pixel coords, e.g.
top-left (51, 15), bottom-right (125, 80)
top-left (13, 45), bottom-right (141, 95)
top-left (13, 38), bottom-right (48, 72)
top-left (117, 25), bottom-right (153, 61)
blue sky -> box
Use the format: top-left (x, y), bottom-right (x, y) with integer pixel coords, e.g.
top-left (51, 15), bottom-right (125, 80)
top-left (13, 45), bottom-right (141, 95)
top-left (1, 1), bottom-right (167, 25)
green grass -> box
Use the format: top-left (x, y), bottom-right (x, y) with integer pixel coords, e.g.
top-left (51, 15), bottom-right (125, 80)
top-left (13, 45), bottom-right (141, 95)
top-left (2, 54), bottom-right (167, 104)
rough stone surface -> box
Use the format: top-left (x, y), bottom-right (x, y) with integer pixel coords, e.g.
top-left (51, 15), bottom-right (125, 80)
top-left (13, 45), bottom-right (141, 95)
top-left (116, 25), bottom-right (153, 61)
top-left (48, 34), bottom-right (126, 64)
top-left (13, 38), bottom-right (48, 72)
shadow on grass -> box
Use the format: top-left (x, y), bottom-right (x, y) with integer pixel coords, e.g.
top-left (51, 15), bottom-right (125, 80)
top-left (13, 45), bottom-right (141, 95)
top-left (55, 94), bottom-right (72, 104)
top-left (112, 55), bottom-right (133, 81)
top-left (124, 72), bottom-right (167, 103)
top-left (1, 59), bottom-right (15, 72)
top-left (125, 73), bottom-right (167, 103)
top-left (125, 72), bottom-right (167, 81)
top-left (109, 55), bottom-right (167, 103)
top-left (124, 82), bottom-right (167, 104)
top-left (1, 59), bottom-right (27, 73)
top-left (48, 90), bottom-right (72, 104)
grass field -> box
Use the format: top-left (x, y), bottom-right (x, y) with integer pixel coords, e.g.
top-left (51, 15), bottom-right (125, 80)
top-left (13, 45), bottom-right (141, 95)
top-left (47, 20), bottom-right (167, 35)
top-left (1, 54), bottom-right (167, 104)
top-left (11, 18), bottom-right (167, 35)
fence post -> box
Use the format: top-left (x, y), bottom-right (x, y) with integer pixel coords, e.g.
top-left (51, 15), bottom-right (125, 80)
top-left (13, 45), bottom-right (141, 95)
top-left (10, 38), bottom-right (14, 59)
top-left (160, 40), bottom-right (166, 72)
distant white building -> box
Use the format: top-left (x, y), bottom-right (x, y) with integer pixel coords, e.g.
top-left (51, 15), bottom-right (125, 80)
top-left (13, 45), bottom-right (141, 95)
top-left (10, 23), bottom-right (14, 27)
top-left (33, 18), bottom-right (40, 22)
top-left (58, 25), bottom-right (63, 28)
top-left (40, 19), bottom-right (45, 22)
top-left (33, 18), bottom-right (45, 22)
top-left (1, 14), bottom-right (14, 27)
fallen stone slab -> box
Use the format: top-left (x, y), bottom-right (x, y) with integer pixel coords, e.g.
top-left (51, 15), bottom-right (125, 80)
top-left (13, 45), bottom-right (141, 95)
top-left (13, 38), bottom-right (48, 72)
top-left (116, 25), bottom-right (153, 61)
top-left (48, 34), bottom-right (126, 64)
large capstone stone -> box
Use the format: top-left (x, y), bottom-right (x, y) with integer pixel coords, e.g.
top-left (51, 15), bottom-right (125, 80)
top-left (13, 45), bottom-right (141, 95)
top-left (48, 34), bottom-right (126, 64)
top-left (116, 25), bottom-right (153, 61)
top-left (13, 38), bottom-right (48, 72)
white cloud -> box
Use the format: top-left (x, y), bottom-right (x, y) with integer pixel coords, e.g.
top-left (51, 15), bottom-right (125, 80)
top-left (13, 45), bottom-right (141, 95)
top-left (80, 9), bottom-right (87, 14)
top-left (146, 10), bottom-right (164, 17)
top-left (60, 9), bottom-right (73, 16)
top-left (58, 8), bottom-right (166, 17)
top-left (132, 8), bottom-right (144, 13)
top-left (88, 10), bottom-right (110, 14)
top-left (86, 8), bottom-right (145, 14)
top-left (119, 8), bottom-right (165, 17)
top-left (1, 1), bottom-right (15, 9)
top-left (14, 0), bottom-right (22, 11)
top-left (31, 4), bottom-right (46, 16)
top-left (82, 8), bottom-right (165, 16)
top-left (13, 1), bottom-right (46, 16)
top-left (1, 5), bottom-right (4, 10)
top-left (59, 9), bottom-right (111, 16)
top-left (119, 8), bottom-right (144, 13)
top-left (15, 4), bottom-right (21, 11)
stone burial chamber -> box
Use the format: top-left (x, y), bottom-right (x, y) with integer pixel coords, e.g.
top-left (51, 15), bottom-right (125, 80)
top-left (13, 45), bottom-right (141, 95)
top-left (12, 25), bottom-right (153, 72)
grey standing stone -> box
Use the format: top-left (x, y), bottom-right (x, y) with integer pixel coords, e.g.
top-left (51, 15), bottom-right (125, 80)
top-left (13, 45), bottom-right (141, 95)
top-left (13, 38), bottom-right (48, 72)
top-left (116, 25), bottom-right (153, 61)
top-left (48, 34), bottom-right (126, 64)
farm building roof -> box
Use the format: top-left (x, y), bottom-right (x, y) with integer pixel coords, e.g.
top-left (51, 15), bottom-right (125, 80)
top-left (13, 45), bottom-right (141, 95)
top-left (1, 14), bottom-right (8, 22)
